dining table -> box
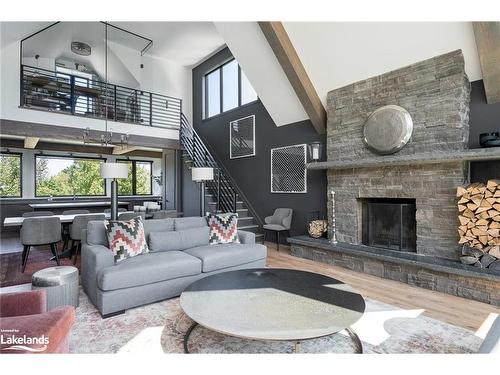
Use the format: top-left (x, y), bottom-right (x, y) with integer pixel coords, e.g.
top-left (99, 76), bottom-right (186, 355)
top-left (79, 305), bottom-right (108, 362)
top-left (2, 212), bottom-right (133, 227)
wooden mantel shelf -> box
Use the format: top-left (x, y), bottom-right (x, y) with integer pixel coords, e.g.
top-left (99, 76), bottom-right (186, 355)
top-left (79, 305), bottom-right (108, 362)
top-left (307, 147), bottom-right (500, 170)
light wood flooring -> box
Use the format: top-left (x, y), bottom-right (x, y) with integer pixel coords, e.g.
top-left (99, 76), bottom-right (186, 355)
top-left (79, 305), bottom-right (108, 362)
top-left (264, 242), bottom-right (500, 333)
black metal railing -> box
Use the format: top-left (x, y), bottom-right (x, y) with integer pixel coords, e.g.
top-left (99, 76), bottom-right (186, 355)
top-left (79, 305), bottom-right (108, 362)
top-left (180, 114), bottom-right (262, 226)
top-left (20, 65), bottom-right (182, 130)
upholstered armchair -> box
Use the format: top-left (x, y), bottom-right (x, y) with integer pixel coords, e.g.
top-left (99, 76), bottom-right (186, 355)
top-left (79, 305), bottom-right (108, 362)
top-left (0, 289), bottom-right (75, 354)
top-left (263, 208), bottom-right (293, 251)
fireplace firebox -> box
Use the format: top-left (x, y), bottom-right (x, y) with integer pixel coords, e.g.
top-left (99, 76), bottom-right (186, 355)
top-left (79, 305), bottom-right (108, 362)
top-left (361, 198), bottom-right (416, 252)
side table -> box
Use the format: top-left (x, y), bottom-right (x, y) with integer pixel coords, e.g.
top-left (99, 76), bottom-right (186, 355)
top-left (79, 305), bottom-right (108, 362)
top-left (32, 266), bottom-right (79, 310)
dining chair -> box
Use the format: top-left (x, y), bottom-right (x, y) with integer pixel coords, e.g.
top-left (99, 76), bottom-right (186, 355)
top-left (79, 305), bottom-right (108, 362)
top-left (22, 211), bottom-right (54, 217)
top-left (61, 210), bottom-right (91, 251)
top-left (20, 217), bottom-right (61, 273)
top-left (263, 208), bottom-right (293, 252)
top-left (118, 212), bottom-right (146, 221)
top-left (69, 214), bottom-right (106, 265)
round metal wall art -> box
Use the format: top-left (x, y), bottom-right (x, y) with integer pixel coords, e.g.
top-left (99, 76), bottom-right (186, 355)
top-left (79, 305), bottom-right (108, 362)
top-left (362, 105), bottom-right (413, 155)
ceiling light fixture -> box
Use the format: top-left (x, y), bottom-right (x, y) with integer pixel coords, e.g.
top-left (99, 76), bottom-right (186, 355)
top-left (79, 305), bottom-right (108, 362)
top-left (71, 41), bottom-right (91, 56)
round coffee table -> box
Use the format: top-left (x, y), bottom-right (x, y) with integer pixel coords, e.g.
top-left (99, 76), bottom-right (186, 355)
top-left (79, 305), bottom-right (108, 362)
top-left (180, 268), bottom-right (366, 353)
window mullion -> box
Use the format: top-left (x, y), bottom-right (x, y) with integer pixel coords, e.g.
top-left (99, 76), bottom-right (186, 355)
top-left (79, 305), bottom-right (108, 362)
top-left (132, 161), bottom-right (137, 196)
top-left (219, 66), bottom-right (224, 113)
top-left (238, 65), bottom-right (242, 107)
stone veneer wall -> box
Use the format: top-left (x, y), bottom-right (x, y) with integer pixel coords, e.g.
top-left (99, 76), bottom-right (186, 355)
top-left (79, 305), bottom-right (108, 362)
top-left (326, 50), bottom-right (471, 261)
top-left (327, 50), bottom-right (470, 161)
top-left (328, 162), bottom-right (468, 259)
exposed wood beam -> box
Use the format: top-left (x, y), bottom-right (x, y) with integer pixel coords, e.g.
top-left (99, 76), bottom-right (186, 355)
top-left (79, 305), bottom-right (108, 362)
top-left (24, 137), bottom-right (39, 149)
top-left (258, 22), bottom-right (326, 134)
top-left (0, 138), bottom-right (163, 159)
top-left (473, 22), bottom-right (500, 104)
top-left (112, 145), bottom-right (140, 155)
top-left (0, 119), bottom-right (181, 150)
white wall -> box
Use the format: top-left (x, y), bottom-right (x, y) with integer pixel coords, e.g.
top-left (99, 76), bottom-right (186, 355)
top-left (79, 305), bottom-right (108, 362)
top-left (284, 22), bottom-right (482, 105)
top-left (0, 146), bottom-right (162, 199)
top-left (214, 22), bottom-right (308, 127)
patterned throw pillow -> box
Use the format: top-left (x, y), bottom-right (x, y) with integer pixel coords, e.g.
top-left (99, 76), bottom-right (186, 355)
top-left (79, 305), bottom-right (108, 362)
top-left (104, 217), bottom-right (149, 263)
top-left (207, 213), bottom-right (240, 245)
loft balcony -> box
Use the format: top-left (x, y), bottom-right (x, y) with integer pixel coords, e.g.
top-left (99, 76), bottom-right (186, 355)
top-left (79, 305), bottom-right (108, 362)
top-left (19, 64), bottom-right (182, 130)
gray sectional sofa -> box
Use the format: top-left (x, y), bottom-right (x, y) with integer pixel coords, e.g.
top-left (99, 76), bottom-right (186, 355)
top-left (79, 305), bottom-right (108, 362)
top-left (81, 217), bottom-right (267, 317)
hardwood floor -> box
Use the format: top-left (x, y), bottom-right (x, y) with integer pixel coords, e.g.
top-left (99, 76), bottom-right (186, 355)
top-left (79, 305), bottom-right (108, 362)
top-left (265, 242), bottom-right (500, 333)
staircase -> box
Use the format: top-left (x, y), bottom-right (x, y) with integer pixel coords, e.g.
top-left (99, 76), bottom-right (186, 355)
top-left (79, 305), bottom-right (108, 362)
top-left (180, 114), bottom-right (264, 243)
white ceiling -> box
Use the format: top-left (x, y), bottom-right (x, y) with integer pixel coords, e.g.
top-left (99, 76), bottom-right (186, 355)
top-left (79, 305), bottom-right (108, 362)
top-left (1, 21), bottom-right (225, 67)
top-left (284, 22), bottom-right (482, 106)
top-left (113, 22), bottom-right (225, 67)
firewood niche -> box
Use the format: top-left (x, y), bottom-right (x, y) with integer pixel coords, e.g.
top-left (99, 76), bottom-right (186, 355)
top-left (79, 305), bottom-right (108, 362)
top-left (457, 179), bottom-right (500, 270)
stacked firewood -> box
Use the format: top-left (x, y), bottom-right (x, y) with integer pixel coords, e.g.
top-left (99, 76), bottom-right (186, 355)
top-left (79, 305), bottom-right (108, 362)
top-left (457, 179), bottom-right (500, 270)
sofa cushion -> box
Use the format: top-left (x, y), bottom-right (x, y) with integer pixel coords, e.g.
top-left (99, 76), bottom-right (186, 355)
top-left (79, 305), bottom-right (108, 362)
top-left (174, 217), bottom-right (208, 231)
top-left (105, 217), bottom-right (149, 263)
top-left (184, 243), bottom-right (267, 273)
top-left (87, 218), bottom-right (174, 247)
top-left (97, 251), bottom-right (201, 291)
top-left (207, 213), bottom-right (240, 245)
top-left (149, 226), bottom-right (210, 252)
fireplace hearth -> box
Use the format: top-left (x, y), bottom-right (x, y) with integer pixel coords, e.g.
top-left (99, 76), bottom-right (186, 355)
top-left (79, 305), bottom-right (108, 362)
top-left (361, 198), bottom-right (416, 252)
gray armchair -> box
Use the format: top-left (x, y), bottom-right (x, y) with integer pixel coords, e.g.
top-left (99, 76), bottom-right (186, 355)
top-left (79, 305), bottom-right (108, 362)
top-left (263, 208), bottom-right (293, 251)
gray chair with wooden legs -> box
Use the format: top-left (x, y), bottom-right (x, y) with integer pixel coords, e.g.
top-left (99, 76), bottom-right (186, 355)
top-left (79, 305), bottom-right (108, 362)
top-left (263, 208), bottom-right (293, 251)
top-left (61, 210), bottom-right (90, 252)
top-left (69, 214), bottom-right (106, 265)
top-left (22, 211), bottom-right (54, 217)
top-left (118, 212), bottom-right (146, 221)
top-left (20, 217), bottom-right (61, 273)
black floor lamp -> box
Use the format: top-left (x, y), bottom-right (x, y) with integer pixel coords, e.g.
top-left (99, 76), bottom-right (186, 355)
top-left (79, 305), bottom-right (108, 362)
top-left (101, 162), bottom-right (128, 220)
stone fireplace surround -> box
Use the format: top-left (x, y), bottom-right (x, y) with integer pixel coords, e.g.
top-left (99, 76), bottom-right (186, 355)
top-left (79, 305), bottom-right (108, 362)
top-left (289, 50), bottom-right (500, 305)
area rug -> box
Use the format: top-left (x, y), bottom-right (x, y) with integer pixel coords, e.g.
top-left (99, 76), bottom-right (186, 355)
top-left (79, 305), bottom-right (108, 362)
top-left (70, 288), bottom-right (482, 354)
top-left (0, 246), bottom-right (80, 287)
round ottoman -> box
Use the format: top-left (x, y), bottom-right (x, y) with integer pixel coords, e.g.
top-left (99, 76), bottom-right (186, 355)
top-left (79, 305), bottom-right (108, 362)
top-left (32, 266), bottom-right (79, 310)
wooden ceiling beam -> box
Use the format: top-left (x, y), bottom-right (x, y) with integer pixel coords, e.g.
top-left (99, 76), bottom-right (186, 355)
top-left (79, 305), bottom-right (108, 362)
top-left (112, 145), bottom-right (140, 155)
top-left (258, 21), bottom-right (326, 134)
top-left (0, 138), bottom-right (163, 159)
top-left (473, 22), bottom-right (500, 104)
top-left (24, 137), bottom-right (39, 149)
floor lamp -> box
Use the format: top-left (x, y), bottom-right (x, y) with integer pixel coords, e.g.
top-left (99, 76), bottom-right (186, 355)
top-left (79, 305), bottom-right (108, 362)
top-left (101, 163), bottom-right (128, 220)
top-left (192, 167), bottom-right (214, 217)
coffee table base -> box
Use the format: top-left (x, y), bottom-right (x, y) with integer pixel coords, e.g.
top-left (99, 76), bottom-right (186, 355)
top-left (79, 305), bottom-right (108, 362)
top-left (183, 323), bottom-right (363, 354)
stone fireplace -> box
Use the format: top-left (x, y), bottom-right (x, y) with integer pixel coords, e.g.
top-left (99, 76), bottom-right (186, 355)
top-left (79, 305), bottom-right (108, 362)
top-left (289, 50), bottom-right (500, 305)
top-left (361, 198), bottom-right (416, 252)
top-left (326, 50), bottom-right (470, 260)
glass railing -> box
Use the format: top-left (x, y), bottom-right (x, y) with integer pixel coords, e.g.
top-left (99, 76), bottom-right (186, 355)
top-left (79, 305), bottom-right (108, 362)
top-left (20, 65), bottom-right (182, 130)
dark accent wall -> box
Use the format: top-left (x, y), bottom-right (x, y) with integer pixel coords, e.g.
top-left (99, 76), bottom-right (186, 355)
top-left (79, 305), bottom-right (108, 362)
top-left (192, 48), bottom-right (327, 237)
top-left (469, 80), bottom-right (500, 182)
top-left (469, 80), bottom-right (500, 149)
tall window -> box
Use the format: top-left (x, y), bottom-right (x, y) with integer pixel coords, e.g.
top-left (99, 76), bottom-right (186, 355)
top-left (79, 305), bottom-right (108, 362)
top-left (204, 59), bottom-right (258, 119)
top-left (117, 160), bottom-right (153, 196)
top-left (0, 153), bottom-right (22, 197)
top-left (35, 155), bottom-right (105, 197)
